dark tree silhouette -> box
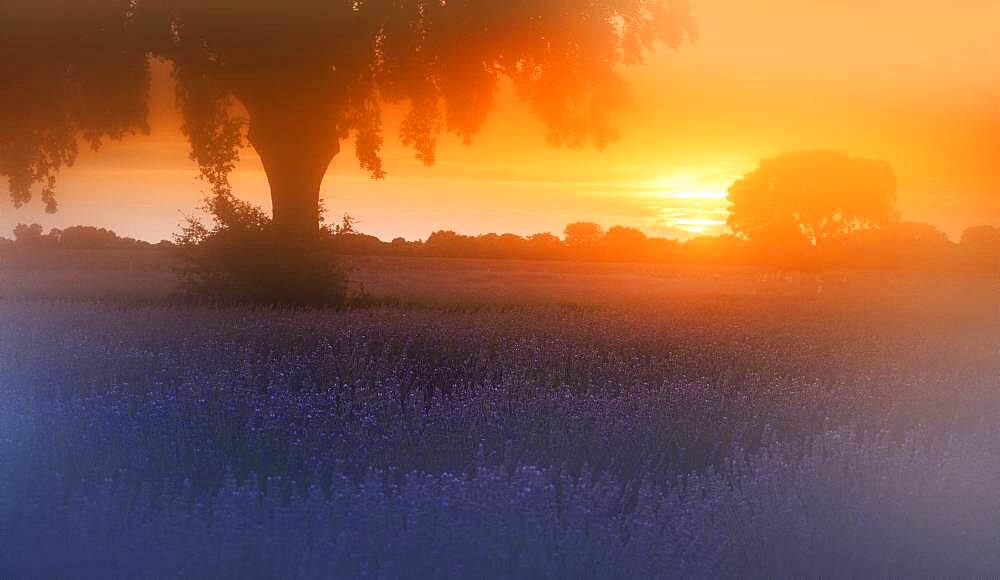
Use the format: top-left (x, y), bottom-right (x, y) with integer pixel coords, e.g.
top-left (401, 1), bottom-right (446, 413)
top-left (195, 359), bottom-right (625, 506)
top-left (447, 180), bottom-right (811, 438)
top-left (8, 223), bottom-right (149, 249)
top-left (57, 226), bottom-right (122, 249)
top-left (1, 0), bottom-right (696, 247)
top-left (728, 150), bottom-right (899, 248)
top-left (603, 225), bottom-right (649, 260)
top-left (527, 232), bottom-right (566, 260)
top-left (564, 222), bottom-right (605, 255)
top-left (830, 221), bottom-right (955, 271)
top-left (12, 223), bottom-right (46, 247)
top-left (1, 1), bottom-right (150, 213)
top-left (961, 225), bottom-right (999, 271)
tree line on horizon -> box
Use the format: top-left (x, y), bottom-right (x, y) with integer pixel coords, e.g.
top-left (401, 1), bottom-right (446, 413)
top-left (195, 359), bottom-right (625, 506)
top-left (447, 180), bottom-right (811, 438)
top-left (3, 223), bottom-right (159, 250)
top-left (4, 218), bottom-right (998, 273)
top-left (319, 219), bottom-right (1000, 273)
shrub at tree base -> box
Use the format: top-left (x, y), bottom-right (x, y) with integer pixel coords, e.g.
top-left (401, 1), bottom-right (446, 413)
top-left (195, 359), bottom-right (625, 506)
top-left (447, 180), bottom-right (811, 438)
top-left (174, 194), bottom-right (347, 306)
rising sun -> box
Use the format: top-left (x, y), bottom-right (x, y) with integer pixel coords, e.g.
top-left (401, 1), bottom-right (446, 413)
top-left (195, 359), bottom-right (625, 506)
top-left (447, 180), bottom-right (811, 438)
top-left (648, 177), bottom-right (732, 237)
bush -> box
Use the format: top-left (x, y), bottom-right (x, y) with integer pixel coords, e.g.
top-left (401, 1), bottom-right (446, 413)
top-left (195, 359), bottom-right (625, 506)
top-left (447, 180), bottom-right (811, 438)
top-left (174, 193), bottom-right (348, 306)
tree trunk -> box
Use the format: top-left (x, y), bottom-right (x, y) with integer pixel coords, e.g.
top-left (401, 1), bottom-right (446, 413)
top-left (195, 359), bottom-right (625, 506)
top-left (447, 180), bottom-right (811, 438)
top-left (237, 74), bottom-right (341, 245)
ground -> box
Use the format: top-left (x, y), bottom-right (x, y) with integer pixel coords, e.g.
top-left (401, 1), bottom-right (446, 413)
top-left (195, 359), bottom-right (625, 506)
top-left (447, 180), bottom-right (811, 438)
top-left (1, 249), bottom-right (998, 578)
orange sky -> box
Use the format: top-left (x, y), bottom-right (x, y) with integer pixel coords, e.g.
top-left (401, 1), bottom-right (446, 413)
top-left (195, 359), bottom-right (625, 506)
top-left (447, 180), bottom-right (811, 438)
top-left (3, 0), bottom-right (998, 242)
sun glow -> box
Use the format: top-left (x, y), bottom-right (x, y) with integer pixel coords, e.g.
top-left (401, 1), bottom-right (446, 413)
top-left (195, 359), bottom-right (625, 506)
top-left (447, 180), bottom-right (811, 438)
top-left (642, 173), bottom-right (735, 237)
top-left (671, 217), bottom-right (730, 235)
top-left (658, 191), bottom-right (728, 200)
top-left (657, 198), bottom-right (731, 236)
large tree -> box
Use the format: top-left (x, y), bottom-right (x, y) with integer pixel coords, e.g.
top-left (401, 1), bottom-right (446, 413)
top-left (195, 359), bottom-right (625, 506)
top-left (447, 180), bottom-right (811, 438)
top-left (727, 150), bottom-right (898, 248)
top-left (1, 0), bottom-right (695, 245)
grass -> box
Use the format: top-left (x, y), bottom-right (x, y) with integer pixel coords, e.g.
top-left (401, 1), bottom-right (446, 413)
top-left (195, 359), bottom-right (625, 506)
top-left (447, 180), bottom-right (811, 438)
top-left (1, 250), bottom-right (998, 578)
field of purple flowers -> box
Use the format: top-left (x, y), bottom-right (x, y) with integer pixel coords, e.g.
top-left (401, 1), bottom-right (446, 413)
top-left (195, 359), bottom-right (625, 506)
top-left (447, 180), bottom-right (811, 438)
top-left (1, 269), bottom-right (998, 578)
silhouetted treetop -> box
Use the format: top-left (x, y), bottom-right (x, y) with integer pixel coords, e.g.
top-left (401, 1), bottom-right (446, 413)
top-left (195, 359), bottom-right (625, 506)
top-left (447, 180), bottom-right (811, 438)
top-left (1, 0), bottom-right (150, 212)
top-left (2, 0), bottom-right (696, 239)
top-left (564, 222), bottom-right (605, 250)
top-left (728, 150), bottom-right (898, 247)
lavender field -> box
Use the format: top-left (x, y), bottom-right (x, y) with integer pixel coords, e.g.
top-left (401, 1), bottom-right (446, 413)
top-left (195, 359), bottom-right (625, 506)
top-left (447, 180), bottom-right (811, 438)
top-left (2, 258), bottom-right (998, 578)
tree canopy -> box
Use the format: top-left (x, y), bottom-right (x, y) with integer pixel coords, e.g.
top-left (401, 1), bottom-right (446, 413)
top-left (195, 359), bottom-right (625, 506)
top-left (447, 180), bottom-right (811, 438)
top-left (1, 0), bottom-right (696, 237)
top-left (727, 150), bottom-right (898, 247)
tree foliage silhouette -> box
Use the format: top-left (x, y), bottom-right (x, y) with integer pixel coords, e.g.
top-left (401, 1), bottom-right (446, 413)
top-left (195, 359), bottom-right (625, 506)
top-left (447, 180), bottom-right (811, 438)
top-left (1, 0), bottom-right (151, 213)
top-left (1, 0), bottom-right (696, 244)
top-left (961, 225), bottom-right (1000, 271)
top-left (564, 222), bottom-right (605, 252)
top-left (728, 150), bottom-right (898, 248)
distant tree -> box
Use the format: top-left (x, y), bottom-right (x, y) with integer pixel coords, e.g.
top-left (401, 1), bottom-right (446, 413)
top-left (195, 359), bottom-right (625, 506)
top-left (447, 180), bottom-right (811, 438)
top-left (830, 221), bottom-right (955, 271)
top-left (425, 230), bottom-right (475, 258)
top-left (960, 225), bottom-right (999, 271)
top-left (57, 225), bottom-right (121, 249)
top-left (13, 223), bottom-right (46, 247)
top-left (496, 234), bottom-right (529, 260)
top-left (681, 234), bottom-right (742, 265)
top-left (331, 233), bottom-right (387, 256)
top-left (564, 222), bottom-right (605, 259)
top-left (474, 233), bottom-right (502, 258)
top-left (728, 150), bottom-right (899, 250)
top-left (645, 236), bottom-right (682, 262)
top-left (11, 223), bottom-right (152, 250)
top-left (2, 0), bottom-right (696, 250)
top-left (961, 225), bottom-right (999, 247)
top-left (328, 214), bottom-right (360, 237)
top-left (602, 226), bottom-right (648, 261)
top-left (464, 233), bottom-right (526, 260)
top-left (527, 232), bottom-right (566, 260)
top-left (389, 237), bottom-right (421, 257)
